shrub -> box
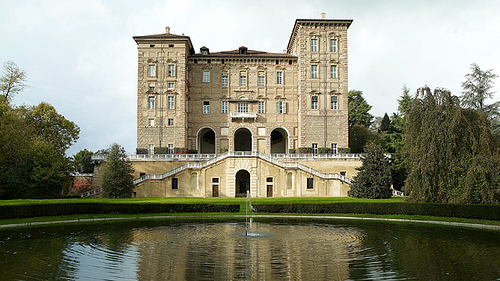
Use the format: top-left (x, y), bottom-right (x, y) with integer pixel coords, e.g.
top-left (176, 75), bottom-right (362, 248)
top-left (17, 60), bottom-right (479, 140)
top-left (0, 203), bottom-right (240, 219)
top-left (252, 203), bottom-right (500, 220)
top-left (136, 148), bottom-right (148, 154)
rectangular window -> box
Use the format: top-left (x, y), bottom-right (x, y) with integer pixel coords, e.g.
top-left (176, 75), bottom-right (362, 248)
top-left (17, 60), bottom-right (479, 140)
top-left (311, 39), bottom-right (318, 52)
top-left (221, 100), bottom-right (228, 113)
top-left (147, 96), bottom-right (155, 110)
top-left (240, 75), bottom-right (247, 86)
top-left (267, 177), bottom-right (273, 182)
top-left (330, 39), bottom-right (337, 52)
top-left (331, 96), bottom-right (338, 110)
top-left (167, 64), bottom-right (175, 76)
top-left (222, 75), bottom-right (228, 86)
top-left (203, 71), bottom-right (210, 82)
top-left (276, 71), bottom-right (283, 84)
top-left (167, 96), bottom-right (175, 110)
top-left (148, 118), bottom-right (154, 126)
top-left (258, 101), bottom-right (265, 114)
top-left (167, 82), bottom-right (174, 90)
top-left (238, 102), bottom-right (248, 113)
top-left (212, 178), bottom-right (219, 183)
top-left (330, 65), bottom-right (338, 79)
top-left (168, 144), bottom-right (174, 154)
top-left (168, 118), bottom-right (174, 126)
top-left (307, 177), bottom-right (314, 189)
top-left (172, 178), bottom-right (178, 189)
top-left (203, 101), bottom-right (210, 114)
top-left (258, 73), bottom-right (265, 86)
top-left (312, 143), bottom-right (318, 155)
top-left (149, 86), bottom-right (155, 91)
top-left (311, 96), bottom-right (318, 110)
top-left (148, 65), bottom-right (156, 77)
top-left (276, 101), bottom-right (286, 114)
top-left (331, 143), bottom-right (338, 154)
top-left (148, 144), bottom-right (154, 154)
top-left (311, 65), bottom-right (318, 78)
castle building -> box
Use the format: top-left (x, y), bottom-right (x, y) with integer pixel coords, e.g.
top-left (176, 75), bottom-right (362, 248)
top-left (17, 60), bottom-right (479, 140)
top-left (122, 17), bottom-right (359, 198)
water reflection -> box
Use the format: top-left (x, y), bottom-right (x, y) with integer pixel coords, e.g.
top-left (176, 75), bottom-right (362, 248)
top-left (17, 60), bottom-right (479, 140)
top-left (0, 219), bottom-right (499, 280)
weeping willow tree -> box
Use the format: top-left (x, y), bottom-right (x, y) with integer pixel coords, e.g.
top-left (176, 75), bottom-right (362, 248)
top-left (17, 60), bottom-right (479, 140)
top-left (404, 86), bottom-right (500, 203)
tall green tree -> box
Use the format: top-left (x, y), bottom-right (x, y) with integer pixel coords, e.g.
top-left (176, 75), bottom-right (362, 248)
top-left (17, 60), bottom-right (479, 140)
top-left (102, 143), bottom-right (134, 198)
top-left (73, 149), bottom-right (95, 174)
top-left (348, 142), bottom-right (392, 199)
top-left (460, 63), bottom-right (498, 112)
top-left (21, 102), bottom-right (80, 152)
top-left (382, 85), bottom-right (413, 190)
top-left (0, 61), bottom-right (27, 103)
top-left (405, 86), bottom-right (500, 203)
top-left (379, 113), bottom-right (391, 132)
top-left (348, 90), bottom-right (374, 128)
top-left (460, 63), bottom-right (499, 134)
top-left (349, 124), bottom-right (379, 153)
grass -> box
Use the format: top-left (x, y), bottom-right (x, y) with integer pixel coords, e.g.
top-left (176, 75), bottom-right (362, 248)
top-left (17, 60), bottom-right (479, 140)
top-left (1, 197), bottom-right (498, 229)
top-left (0, 196), bottom-right (403, 206)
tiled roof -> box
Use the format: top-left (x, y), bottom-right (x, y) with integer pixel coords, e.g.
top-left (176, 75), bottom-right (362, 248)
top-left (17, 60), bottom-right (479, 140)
top-left (190, 49), bottom-right (296, 58)
top-left (133, 33), bottom-right (191, 40)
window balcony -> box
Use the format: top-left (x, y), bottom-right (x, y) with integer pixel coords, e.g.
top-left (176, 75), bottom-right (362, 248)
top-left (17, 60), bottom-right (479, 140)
top-left (230, 112), bottom-right (257, 121)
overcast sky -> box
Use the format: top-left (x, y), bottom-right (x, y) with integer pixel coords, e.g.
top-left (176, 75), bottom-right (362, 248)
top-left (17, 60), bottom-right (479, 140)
top-left (2, 0), bottom-right (499, 155)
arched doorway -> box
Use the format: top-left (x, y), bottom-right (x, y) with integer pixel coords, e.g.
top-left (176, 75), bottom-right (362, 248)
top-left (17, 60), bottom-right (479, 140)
top-left (235, 170), bottom-right (250, 197)
top-left (234, 127), bottom-right (252, 151)
top-left (198, 127), bottom-right (216, 154)
top-left (270, 128), bottom-right (288, 154)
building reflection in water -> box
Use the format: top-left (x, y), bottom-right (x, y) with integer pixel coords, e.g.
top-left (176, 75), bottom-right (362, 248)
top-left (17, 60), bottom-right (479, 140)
top-left (131, 221), bottom-right (362, 280)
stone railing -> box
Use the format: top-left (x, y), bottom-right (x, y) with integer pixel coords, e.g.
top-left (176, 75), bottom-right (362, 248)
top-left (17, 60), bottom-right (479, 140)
top-left (81, 187), bottom-right (103, 198)
top-left (229, 112), bottom-right (257, 119)
top-left (134, 151), bottom-right (354, 185)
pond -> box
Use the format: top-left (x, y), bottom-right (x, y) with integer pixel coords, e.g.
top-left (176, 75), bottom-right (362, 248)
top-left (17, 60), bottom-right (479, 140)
top-left (0, 219), bottom-right (499, 280)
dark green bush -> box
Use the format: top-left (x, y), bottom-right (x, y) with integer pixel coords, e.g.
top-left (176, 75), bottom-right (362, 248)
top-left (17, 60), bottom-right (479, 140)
top-left (253, 203), bottom-right (500, 220)
top-left (0, 203), bottom-right (240, 219)
top-left (136, 148), bottom-right (148, 154)
top-left (338, 147), bottom-right (351, 154)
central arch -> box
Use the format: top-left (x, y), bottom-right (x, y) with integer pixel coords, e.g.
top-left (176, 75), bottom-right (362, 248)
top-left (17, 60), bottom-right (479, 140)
top-left (270, 127), bottom-right (288, 154)
top-left (234, 127), bottom-right (252, 152)
top-left (197, 127), bottom-right (216, 154)
top-left (235, 170), bottom-right (250, 197)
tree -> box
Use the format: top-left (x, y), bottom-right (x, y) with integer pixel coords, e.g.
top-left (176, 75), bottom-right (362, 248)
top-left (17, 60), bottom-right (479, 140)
top-left (0, 103), bottom-right (76, 198)
top-left (101, 143), bottom-right (134, 198)
top-left (349, 124), bottom-right (379, 153)
top-left (21, 102), bottom-right (80, 152)
top-left (73, 149), bottom-right (94, 174)
top-left (382, 85), bottom-right (413, 190)
top-left (460, 63), bottom-right (500, 134)
top-left (348, 142), bottom-right (392, 199)
top-left (460, 63), bottom-right (498, 112)
top-left (348, 90), bottom-right (374, 128)
top-left (1, 61), bottom-right (27, 103)
top-left (405, 86), bottom-right (500, 203)
top-left (379, 113), bottom-right (391, 132)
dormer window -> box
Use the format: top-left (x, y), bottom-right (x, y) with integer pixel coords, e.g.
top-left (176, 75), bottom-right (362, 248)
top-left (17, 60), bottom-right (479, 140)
top-left (200, 46), bottom-right (209, 55)
top-left (239, 46), bottom-right (248, 55)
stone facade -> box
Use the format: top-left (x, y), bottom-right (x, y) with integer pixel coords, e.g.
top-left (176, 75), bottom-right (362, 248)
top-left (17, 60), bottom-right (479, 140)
top-left (134, 18), bottom-right (352, 154)
top-left (125, 17), bottom-right (357, 198)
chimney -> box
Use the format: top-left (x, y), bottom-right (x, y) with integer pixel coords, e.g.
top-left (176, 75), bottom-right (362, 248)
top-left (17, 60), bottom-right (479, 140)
top-left (321, 13), bottom-right (326, 19)
top-left (165, 26), bottom-right (170, 34)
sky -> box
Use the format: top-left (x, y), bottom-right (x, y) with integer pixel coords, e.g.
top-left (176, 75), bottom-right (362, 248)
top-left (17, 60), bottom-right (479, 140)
top-left (2, 0), bottom-right (500, 155)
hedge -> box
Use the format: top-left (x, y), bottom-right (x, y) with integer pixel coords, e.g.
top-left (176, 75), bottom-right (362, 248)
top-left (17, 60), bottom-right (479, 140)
top-left (0, 203), bottom-right (240, 220)
top-left (253, 203), bottom-right (500, 221)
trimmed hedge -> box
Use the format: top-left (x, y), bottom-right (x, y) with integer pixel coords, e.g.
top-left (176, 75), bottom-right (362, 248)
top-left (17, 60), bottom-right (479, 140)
top-left (0, 203), bottom-right (240, 220)
top-left (253, 203), bottom-right (500, 221)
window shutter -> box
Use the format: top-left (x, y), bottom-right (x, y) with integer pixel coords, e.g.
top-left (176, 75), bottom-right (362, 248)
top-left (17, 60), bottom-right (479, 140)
top-left (283, 102), bottom-right (287, 113)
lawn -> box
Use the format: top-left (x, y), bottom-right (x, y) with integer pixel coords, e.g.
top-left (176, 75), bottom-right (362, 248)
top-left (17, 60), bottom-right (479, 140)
top-left (0, 196), bottom-right (403, 206)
